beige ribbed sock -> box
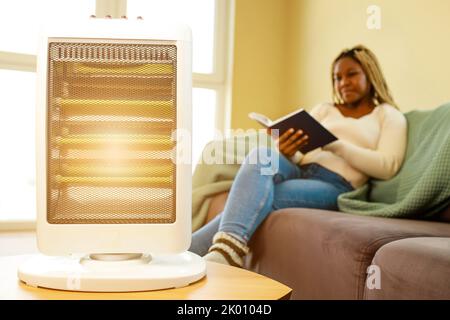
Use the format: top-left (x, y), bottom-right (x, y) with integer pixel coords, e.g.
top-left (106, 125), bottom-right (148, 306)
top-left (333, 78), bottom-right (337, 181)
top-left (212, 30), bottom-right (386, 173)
top-left (203, 232), bottom-right (249, 268)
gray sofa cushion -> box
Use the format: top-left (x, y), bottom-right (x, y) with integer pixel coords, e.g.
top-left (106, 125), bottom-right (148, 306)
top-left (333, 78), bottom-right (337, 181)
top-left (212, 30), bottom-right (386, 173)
top-left (246, 208), bottom-right (450, 299)
top-left (366, 237), bottom-right (450, 300)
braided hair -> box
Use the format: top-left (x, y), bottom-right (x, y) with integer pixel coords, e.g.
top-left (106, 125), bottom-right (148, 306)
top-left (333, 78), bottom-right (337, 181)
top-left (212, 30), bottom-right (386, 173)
top-left (331, 45), bottom-right (397, 108)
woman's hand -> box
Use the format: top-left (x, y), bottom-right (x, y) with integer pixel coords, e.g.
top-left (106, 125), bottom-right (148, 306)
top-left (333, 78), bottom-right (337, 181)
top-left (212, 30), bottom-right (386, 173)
top-left (267, 128), bottom-right (309, 158)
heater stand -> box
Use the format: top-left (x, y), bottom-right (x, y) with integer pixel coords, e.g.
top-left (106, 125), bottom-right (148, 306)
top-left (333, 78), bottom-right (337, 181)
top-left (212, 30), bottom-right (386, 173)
top-left (18, 252), bottom-right (206, 292)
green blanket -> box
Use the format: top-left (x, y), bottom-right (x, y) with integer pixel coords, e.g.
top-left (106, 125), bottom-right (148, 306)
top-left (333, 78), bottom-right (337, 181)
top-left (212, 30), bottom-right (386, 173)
top-left (338, 103), bottom-right (450, 219)
top-left (192, 103), bottom-right (450, 230)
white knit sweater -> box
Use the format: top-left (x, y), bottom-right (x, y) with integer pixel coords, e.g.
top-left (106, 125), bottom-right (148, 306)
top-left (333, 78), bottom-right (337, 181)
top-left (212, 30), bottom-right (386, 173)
top-left (291, 102), bottom-right (407, 188)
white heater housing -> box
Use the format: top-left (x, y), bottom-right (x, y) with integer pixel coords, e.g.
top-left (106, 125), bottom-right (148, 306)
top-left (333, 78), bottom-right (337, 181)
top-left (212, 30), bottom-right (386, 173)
top-left (18, 18), bottom-right (205, 292)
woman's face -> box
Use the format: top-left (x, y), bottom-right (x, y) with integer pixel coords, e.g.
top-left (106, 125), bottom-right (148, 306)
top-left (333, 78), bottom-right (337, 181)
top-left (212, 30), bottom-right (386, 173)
top-left (333, 57), bottom-right (372, 106)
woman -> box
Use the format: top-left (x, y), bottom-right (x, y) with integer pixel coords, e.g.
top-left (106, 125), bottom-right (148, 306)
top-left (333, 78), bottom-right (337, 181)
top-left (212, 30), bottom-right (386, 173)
top-left (189, 45), bottom-right (407, 267)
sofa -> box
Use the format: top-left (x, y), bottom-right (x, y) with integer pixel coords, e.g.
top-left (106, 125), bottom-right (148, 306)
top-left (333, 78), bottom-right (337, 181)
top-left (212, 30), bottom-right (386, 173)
top-left (196, 103), bottom-right (450, 300)
top-left (205, 192), bottom-right (450, 300)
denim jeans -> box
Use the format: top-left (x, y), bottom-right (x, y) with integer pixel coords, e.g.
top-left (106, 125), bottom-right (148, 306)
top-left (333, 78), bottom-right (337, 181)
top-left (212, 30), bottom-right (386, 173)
top-left (189, 146), bottom-right (354, 256)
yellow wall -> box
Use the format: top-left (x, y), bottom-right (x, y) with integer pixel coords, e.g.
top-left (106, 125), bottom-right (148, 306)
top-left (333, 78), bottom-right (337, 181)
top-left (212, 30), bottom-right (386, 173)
top-left (231, 0), bottom-right (450, 129)
top-left (230, 0), bottom-right (289, 130)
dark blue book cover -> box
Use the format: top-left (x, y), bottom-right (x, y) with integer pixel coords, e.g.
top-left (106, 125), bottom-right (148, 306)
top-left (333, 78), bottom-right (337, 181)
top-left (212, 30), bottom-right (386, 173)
top-left (249, 109), bottom-right (337, 154)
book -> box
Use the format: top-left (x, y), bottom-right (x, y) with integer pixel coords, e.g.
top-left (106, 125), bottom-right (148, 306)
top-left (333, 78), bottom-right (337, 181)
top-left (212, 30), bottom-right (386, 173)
top-left (248, 108), bottom-right (338, 154)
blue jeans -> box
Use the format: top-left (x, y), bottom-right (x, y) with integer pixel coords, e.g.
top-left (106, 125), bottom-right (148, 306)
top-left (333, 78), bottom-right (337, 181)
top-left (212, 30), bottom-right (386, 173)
top-left (189, 147), bottom-right (354, 256)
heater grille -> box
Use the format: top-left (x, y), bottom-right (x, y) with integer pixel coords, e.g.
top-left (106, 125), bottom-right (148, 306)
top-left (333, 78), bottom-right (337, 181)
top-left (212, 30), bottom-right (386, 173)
top-left (47, 41), bottom-right (177, 224)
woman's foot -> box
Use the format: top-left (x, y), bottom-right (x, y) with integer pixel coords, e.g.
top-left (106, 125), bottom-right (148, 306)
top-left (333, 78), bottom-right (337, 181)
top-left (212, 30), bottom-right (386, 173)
top-left (203, 231), bottom-right (249, 268)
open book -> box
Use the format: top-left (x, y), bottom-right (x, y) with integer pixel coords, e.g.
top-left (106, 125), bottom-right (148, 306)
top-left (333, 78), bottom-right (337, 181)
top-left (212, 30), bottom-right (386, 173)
top-left (248, 109), bottom-right (337, 154)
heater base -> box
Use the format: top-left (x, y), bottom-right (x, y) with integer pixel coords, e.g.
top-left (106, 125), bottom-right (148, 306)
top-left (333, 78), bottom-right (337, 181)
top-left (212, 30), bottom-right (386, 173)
top-left (18, 252), bottom-right (206, 292)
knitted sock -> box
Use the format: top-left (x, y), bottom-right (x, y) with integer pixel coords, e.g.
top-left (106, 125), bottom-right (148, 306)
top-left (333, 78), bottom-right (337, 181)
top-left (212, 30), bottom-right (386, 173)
top-left (203, 231), bottom-right (249, 268)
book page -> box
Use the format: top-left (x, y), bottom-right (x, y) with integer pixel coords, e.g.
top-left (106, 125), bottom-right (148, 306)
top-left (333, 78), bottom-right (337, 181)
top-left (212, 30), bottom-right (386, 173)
top-left (248, 112), bottom-right (273, 127)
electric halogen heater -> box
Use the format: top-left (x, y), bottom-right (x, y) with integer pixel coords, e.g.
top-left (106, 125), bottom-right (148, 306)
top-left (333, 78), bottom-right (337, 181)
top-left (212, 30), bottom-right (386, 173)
top-left (18, 18), bottom-right (205, 292)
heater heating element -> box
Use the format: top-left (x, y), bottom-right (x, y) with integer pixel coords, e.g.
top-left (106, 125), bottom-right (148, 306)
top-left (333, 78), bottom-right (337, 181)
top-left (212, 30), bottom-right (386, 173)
top-left (47, 41), bottom-right (177, 224)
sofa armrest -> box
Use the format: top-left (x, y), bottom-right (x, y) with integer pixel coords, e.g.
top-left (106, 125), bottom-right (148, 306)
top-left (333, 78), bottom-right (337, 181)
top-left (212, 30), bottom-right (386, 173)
top-left (366, 237), bottom-right (450, 299)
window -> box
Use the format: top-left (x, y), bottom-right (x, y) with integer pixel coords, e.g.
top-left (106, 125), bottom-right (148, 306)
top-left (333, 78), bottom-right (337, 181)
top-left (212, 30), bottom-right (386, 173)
top-left (0, 0), bottom-right (95, 222)
top-left (0, 70), bottom-right (36, 221)
top-left (0, 0), bottom-right (95, 54)
top-left (0, 0), bottom-right (234, 222)
top-left (128, 0), bottom-right (216, 74)
top-left (192, 88), bottom-right (217, 166)
top-left (127, 0), bottom-right (233, 168)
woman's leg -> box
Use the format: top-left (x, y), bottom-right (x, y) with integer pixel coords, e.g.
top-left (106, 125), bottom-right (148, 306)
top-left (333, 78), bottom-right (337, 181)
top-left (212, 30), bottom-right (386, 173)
top-left (189, 212), bottom-right (222, 256)
top-left (271, 178), bottom-right (350, 212)
top-left (191, 146), bottom-right (300, 254)
top-left (218, 146), bottom-right (302, 242)
top-left (189, 174), bottom-right (349, 257)
top-left (201, 146), bottom-right (302, 266)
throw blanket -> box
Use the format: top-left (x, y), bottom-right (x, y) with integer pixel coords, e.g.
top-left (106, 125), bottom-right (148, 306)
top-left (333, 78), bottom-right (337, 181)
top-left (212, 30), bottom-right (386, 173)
top-left (192, 103), bottom-right (450, 230)
top-left (338, 103), bottom-right (450, 219)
